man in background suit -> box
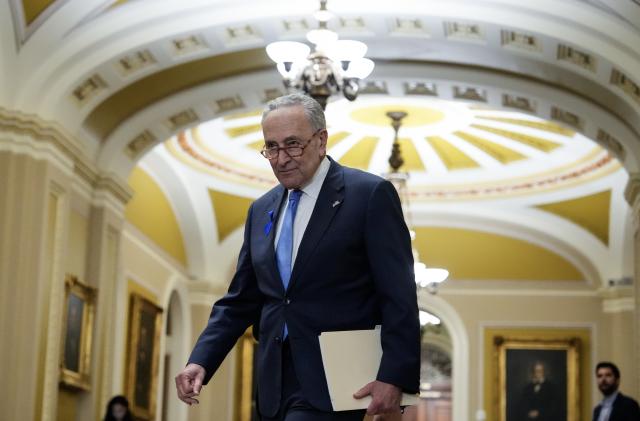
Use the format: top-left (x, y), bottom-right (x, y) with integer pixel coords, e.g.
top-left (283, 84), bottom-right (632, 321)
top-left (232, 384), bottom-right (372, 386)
top-left (175, 93), bottom-right (420, 420)
top-left (592, 361), bottom-right (640, 421)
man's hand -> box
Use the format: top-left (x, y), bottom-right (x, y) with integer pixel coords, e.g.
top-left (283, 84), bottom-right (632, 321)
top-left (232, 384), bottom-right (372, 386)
top-left (175, 363), bottom-right (206, 405)
top-left (353, 380), bottom-right (402, 415)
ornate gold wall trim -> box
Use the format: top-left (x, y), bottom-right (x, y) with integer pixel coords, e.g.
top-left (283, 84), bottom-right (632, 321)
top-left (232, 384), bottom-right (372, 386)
top-left (0, 106), bottom-right (132, 204)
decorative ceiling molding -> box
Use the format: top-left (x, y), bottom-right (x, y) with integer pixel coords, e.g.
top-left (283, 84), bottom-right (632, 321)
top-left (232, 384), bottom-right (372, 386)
top-left (92, 60), bottom-right (640, 185)
top-left (10, 0), bottom-right (640, 147)
top-left (83, 48), bottom-right (272, 140)
top-left (9, 0), bottom-right (70, 45)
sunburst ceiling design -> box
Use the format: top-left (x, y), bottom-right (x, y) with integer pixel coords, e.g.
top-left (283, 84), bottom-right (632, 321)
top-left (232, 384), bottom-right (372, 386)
top-left (165, 96), bottom-right (619, 200)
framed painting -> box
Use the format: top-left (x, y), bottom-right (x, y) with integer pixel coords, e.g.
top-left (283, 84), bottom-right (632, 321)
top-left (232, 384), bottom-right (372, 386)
top-left (59, 274), bottom-right (96, 390)
top-left (494, 335), bottom-right (581, 421)
top-left (234, 328), bottom-right (259, 421)
top-left (125, 293), bottom-right (163, 421)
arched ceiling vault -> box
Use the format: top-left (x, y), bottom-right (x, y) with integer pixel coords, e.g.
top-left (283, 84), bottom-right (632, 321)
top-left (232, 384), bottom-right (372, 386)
top-left (1, 0), bottom-right (638, 285)
top-left (96, 62), bottom-right (640, 181)
top-left (2, 0), bottom-right (640, 176)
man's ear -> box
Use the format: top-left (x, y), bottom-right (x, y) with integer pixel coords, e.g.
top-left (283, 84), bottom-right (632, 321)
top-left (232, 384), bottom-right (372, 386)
top-left (318, 129), bottom-right (328, 153)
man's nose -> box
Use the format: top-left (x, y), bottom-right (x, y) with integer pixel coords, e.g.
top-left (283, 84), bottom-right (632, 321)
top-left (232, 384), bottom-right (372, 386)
top-left (276, 148), bottom-right (291, 163)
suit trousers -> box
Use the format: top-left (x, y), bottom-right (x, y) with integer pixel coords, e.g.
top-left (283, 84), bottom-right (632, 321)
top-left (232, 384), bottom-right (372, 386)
top-left (260, 339), bottom-right (366, 421)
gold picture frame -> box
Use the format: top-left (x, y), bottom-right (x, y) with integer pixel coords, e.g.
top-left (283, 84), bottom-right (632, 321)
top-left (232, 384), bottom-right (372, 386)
top-left (494, 335), bottom-right (581, 421)
top-left (125, 293), bottom-right (163, 421)
top-left (234, 328), bottom-right (258, 421)
top-left (59, 274), bottom-right (96, 391)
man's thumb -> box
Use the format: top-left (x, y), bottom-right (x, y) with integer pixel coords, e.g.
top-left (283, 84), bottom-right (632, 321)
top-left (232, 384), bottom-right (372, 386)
top-left (353, 382), bottom-right (373, 399)
top-left (193, 371), bottom-right (204, 395)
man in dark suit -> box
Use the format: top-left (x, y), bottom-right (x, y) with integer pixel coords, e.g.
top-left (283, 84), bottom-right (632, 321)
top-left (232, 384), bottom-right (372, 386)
top-left (516, 361), bottom-right (562, 421)
top-left (175, 93), bottom-right (420, 420)
top-left (592, 361), bottom-right (640, 421)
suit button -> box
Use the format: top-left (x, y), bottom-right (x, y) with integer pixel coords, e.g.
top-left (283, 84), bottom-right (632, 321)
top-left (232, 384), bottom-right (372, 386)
top-left (275, 336), bottom-right (281, 344)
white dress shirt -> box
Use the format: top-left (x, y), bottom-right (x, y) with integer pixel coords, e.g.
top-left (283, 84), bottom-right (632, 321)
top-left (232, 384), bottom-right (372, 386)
top-left (597, 391), bottom-right (619, 421)
top-left (274, 156), bottom-right (331, 265)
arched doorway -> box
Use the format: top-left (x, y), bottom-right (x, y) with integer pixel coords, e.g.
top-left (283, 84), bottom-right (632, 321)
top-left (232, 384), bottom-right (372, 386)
top-left (161, 290), bottom-right (188, 421)
top-left (421, 310), bottom-right (453, 421)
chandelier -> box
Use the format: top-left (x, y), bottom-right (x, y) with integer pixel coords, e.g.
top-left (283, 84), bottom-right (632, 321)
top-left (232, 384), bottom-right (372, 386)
top-left (265, 0), bottom-right (374, 109)
top-left (385, 111), bottom-right (449, 294)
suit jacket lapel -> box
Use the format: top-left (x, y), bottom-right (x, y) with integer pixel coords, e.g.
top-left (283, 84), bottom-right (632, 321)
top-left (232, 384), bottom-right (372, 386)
top-left (256, 185), bottom-right (287, 291)
top-left (287, 159), bottom-right (344, 292)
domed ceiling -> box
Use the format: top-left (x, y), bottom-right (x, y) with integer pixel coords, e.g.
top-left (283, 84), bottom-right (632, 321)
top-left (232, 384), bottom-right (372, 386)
top-left (126, 95), bottom-right (631, 286)
top-left (164, 96), bottom-right (619, 201)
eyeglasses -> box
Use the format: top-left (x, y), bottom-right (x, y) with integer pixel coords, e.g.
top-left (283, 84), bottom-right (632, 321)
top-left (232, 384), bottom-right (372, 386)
top-left (260, 129), bottom-right (322, 160)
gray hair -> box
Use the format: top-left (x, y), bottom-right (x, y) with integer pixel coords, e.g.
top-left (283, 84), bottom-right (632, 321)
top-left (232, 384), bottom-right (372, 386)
top-left (262, 93), bottom-right (326, 131)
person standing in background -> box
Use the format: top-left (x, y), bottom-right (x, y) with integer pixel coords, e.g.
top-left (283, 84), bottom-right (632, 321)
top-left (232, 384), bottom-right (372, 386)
top-left (592, 361), bottom-right (640, 421)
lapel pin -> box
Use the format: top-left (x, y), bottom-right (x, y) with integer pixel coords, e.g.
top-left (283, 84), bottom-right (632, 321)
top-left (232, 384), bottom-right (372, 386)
top-left (332, 200), bottom-right (341, 208)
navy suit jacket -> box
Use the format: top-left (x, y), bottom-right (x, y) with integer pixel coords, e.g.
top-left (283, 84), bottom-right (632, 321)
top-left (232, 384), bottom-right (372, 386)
top-left (592, 392), bottom-right (640, 421)
top-left (188, 157), bottom-right (420, 417)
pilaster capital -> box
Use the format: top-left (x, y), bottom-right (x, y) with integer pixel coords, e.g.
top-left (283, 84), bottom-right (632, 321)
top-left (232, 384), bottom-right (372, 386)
top-left (597, 284), bottom-right (634, 313)
top-left (0, 106), bottom-right (84, 161)
top-left (0, 107), bottom-right (134, 210)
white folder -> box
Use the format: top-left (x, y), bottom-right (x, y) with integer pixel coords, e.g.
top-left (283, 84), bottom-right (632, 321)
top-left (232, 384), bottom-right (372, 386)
top-left (318, 326), bottom-right (418, 411)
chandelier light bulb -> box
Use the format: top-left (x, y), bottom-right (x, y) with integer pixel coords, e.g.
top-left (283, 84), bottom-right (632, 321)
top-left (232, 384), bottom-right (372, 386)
top-left (344, 58), bottom-right (375, 79)
top-left (414, 263), bottom-right (449, 288)
top-left (264, 0), bottom-right (374, 107)
top-left (266, 41), bottom-right (310, 64)
top-left (276, 61), bottom-right (303, 79)
top-left (424, 268), bottom-right (449, 285)
top-left (326, 40), bottom-right (368, 61)
top-left (419, 310), bottom-right (441, 326)
top-left (306, 28), bottom-right (339, 46)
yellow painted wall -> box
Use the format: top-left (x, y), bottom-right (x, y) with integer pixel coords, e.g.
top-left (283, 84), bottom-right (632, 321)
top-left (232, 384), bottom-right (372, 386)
top-left (22, 0), bottom-right (55, 24)
top-left (483, 327), bottom-right (592, 421)
top-left (437, 293), bottom-right (607, 421)
top-left (209, 190), bottom-right (253, 243)
top-left (125, 167), bottom-right (187, 266)
top-left (415, 227), bottom-right (584, 281)
top-left (56, 388), bottom-right (77, 421)
top-left (537, 190), bottom-right (611, 245)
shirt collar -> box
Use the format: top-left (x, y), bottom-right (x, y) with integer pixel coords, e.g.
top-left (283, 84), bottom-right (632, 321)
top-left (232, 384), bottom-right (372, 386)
top-left (290, 156), bottom-right (330, 200)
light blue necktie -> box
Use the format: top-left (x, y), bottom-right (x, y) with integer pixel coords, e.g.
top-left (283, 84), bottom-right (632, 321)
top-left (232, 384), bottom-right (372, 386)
top-left (276, 189), bottom-right (302, 338)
